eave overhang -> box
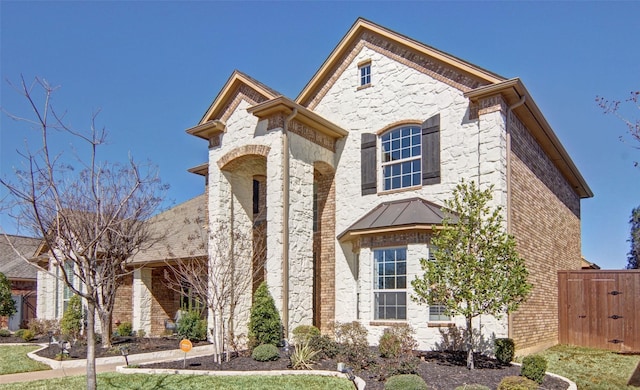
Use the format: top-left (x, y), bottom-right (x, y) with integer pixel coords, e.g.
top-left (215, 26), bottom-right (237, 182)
top-left (185, 120), bottom-right (226, 141)
top-left (247, 96), bottom-right (348, 139)
top-left (187, 163), bottom-right (208, 177)
top-left (465, 78), bottom-right (593, 199)
top-left (297, 18), bottom-right (505, 107)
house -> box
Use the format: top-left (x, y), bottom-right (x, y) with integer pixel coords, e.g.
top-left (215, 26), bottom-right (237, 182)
top-left (0, 235), bottom-right (40, 330)
top-left (34, 194), bottom-right (207, 336)
top-left (186, 18), bottom-right (592, 355)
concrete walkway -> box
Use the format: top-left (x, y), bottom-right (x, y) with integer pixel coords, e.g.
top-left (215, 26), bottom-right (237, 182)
top-left (0, 344), bottom-right (215, 385)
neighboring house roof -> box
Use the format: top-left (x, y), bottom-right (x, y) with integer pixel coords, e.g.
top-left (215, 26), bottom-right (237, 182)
top-left (581, 257), bottom-right (601, 270)
top-left (0, 235), bottom-right (41, 281)
top-left (338, 197), bottom-right (455, 241)
top-left (130, 194), bottom-right (207, 265)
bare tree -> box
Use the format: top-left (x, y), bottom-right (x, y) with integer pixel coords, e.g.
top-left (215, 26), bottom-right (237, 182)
top-left (0, 77), bottom-right (166, 390)
top-left (163, 215), bottom-right (265, 364)
top-left (596, 91), bottom-right (640, 166)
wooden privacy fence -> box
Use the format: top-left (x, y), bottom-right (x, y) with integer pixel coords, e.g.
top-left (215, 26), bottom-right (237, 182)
top-left (558, 270), bottom-right (640, 352)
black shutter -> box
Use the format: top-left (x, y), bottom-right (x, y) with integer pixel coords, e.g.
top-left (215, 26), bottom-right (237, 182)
top-left (361, 133), bottom-right (377, 195)
top-left (422, 114), bottom-right (441, 185)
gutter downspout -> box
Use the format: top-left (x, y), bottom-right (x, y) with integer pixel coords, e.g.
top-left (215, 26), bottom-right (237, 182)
top-left (506, 95), bottom-right (525, 339)
top-left (282, 108), bottom-right (298, 340)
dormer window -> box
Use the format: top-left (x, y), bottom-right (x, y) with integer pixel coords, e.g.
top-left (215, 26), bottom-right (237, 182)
top-left (358, 60), bottom-right (371, 87)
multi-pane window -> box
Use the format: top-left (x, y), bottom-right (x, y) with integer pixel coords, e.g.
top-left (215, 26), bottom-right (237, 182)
top-left (426, 245), bottom-right (451, 322)
top-left (373, 247), bottom-right (407, 320)
top-left (62, 262), bottom-right (74, 312)
top-left (381, 126), bottom-right (422, 190)
top-left (359, 63), bottom-right (371, 86)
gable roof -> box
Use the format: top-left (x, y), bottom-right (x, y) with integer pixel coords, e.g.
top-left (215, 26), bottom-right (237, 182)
top-left (0, 235), bottom-right (41, 281)
top-left (338, 197), bottom-right (455, 241)
top-left (197, 70), bottom-right (280, 126)
top-left (297, 18), bottom-right (505, 107)
top-left (130, 194), bottom-right (207, 265)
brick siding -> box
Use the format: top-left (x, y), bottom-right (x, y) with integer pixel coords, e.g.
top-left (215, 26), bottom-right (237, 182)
top-left (150, 266), bottom-right (181, 335)
top-left (509, 113), bottom-right (581, 353)
top-left (112, 273), bottom-right (133, 331)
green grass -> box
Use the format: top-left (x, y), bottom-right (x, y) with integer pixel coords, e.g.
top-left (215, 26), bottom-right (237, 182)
top-left (0, 373), bottom-right (354, 390)
top-left (537, 345), bottom-right (640, 390)
top-left (0, 346), bottom-right (51, 375)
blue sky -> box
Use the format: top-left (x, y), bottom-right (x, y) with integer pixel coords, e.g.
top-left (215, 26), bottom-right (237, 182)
top-left (1, 1), bottom-right (638, 270)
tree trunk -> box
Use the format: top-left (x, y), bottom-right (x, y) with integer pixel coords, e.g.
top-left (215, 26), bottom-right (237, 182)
top-left (86, 300), bottom-right (97, 390)
top-left (466, 315), bottom-right (474, 370)
top-left (99, 310), bottom-right (113, 348)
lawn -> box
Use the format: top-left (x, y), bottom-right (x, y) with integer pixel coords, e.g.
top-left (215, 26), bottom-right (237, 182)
top-left (0, 346), bottom-right (51, 375)
top-left (538, 345), bottom-right (640, 390)
top-left (0, 373), bottom-right (354, 390)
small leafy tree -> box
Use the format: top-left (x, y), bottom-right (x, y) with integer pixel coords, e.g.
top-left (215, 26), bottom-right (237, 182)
top-left (412, 180), bottom-right (532, 369)
top-left (0, 272), bottom-right (16, 319)
top-left (627, 206), bottom-right (639, 269)
top-left (60, 295), bottom-right (83, 341)
top-left (248, 282), bottom-right (282, 348)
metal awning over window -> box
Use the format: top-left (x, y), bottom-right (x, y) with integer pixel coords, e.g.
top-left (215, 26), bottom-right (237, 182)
top-left (338, 197), bottom-right (455, 241)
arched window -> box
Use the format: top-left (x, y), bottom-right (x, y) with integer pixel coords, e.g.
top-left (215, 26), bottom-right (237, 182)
top-left (381, 125), bottom-right (422, 190)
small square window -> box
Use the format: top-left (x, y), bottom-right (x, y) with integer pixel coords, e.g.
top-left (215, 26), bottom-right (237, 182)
top-left (359, 63), bottom-right (371, 86)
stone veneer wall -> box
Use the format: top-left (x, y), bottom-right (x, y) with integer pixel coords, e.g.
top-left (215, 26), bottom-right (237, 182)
top-left (509, 112), bottom-right (581, 354)
top-left (112, 273), bottom-right (133, 331)
top-left (150, 266), bottom-right (180, 336)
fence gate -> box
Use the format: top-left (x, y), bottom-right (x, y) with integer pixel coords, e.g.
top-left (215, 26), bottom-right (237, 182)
top-left (558, 270), bottom-right (639, 352)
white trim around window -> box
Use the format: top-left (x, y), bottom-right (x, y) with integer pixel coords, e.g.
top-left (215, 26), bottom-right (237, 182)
top-left (372, 247), bottom-right (407, 320)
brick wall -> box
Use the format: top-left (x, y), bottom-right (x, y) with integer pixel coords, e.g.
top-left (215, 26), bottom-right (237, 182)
top-left (112, 273), bottom-right (133, 331)
top-left (150, 266), bottom-right (180, 335)
top-left (313, 166), bottom-right (336, 334)
top-left (509, 113), bottom-right (581, 354)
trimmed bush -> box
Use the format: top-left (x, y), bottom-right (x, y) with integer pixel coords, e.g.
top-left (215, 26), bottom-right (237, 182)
top-left (20, 329), bottom-right (35, 341)
top-left (0, 328), bottom-right (11, 337)
top-left (251, 343), bottom-right (280, 362)
top-left (455, 385), bottom-right (491, 390)
top-left (61, 295), bottom-right (83, 340)
top-left (384, 374), bottom-right (428, 390)
top-left (494, 338), bottom-right (515, 364)
top-left (292, 325), bottom-right (320, 345)
top-left (309, 334), bottom-right (340, 359)
top-left (248, 282), bottom-right (282, 348)
top-left (521, 354), bottom-right (547, 384)
top-left (116, 322), bottom-right (133, 337)
top-left (177, 310), bottom-right (207, 341)
top-left (335, 321), bottom-right (374, 370)
top-left (379, 331), bottom-right (401, 358)
top-left (498, 376), bottom-right (538, 390)
top-left (379, 324), bottom-right (417, 358)
top-left (14, 329), bottom-right (26, 339)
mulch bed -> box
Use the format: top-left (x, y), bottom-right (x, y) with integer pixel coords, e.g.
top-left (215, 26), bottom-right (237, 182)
top-left (1, 335), bottom-right (569, 389)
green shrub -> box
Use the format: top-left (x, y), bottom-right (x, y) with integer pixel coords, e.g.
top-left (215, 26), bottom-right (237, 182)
top-left (14, 329), bottom-right (26, 339)
top-left (379, 331), bottom-right (401, 358)
top-left (0, 272), bottom-right (16, 318)
top-left (248, 282), bottom-right (282, 348)
top-left (116, 322), bottom-right (133, 337)
top-left (335, 321), bottom-right (374, 370)
top-left (455, 385), bottom-right (491, 390)
top-left (251, 343), bottom-right (280, 362)
top-left (290, 339), bottom-right (319, 369)
top-left (137, 329), bottom-right (146, 338)
top-left (176, 310), bottom-right (207, 341)
top-left (309, 334), bottom-right (340, 359)
top-left (384, 374), bottom-right (428, 390)
top-left (60, 295), bottom-right (83, 340)
top-left (497, 375), bottom-right (538, 390)
top-left (520, 354), bottom-right (547, 384)
top-left (378, 324), bottom-right (417, 358)
top-left (292, 325), bottom-right (320, 345)
top-left (20, 329), bottom-right (35, 341)
top-left (495, 338), bottom-right (515, 364)
top-left (0, 328), bottom-right (10, 337)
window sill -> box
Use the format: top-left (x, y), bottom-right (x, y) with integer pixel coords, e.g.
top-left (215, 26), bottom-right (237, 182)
top-left (378, 185), bottom-right (422, 196)
top-left (357, 83), bottom-right (372, 91)
top-left (427, 322), bottom-right (455, 328)
top-left (370, 320), bottom-right (406, 327)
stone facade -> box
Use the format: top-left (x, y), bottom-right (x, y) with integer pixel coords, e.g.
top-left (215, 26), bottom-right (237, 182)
top-left (188, 19), bottom-right (589, 354)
